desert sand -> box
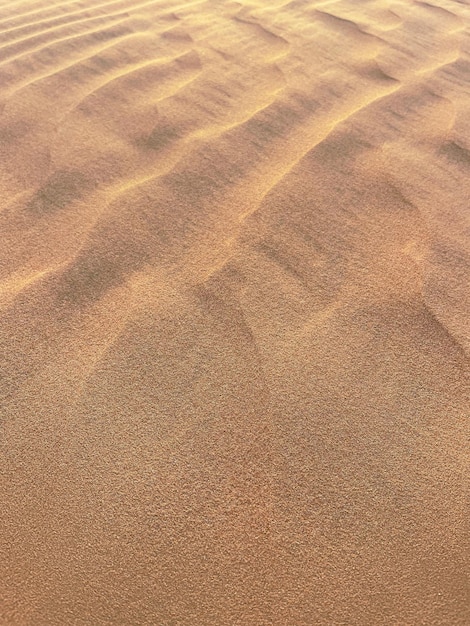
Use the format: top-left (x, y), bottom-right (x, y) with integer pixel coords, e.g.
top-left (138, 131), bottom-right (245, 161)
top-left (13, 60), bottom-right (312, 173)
top-left (0, 0), bottom-right (469, 623)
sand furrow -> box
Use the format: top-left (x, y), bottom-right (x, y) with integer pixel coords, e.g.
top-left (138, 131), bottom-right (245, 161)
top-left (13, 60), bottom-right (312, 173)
top-left (0, 4), bottom-right (137, 51)
top-left (0, 14), bottom-right (134, 65)
top-left (0, 0), bottom-right (193, 36)
top-left (0, 0), bottom-right (95, 29)
top-left (61, 50), bottom-right (202, 122)
top-left (0, 25), bottom-right (137, 93)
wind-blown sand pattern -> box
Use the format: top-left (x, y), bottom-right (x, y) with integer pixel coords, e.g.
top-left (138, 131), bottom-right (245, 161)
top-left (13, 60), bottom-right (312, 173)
top-left (1, 0), bottom-right (469, 623)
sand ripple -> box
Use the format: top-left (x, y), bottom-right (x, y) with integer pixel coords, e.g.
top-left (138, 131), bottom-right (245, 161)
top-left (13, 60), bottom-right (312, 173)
top-left (1, 0), bottom-right (469, 623)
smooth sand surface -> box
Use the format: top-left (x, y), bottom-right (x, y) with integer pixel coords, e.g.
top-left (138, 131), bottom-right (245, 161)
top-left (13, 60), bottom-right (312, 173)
top-left (1, 0), bottom-right (469, 623)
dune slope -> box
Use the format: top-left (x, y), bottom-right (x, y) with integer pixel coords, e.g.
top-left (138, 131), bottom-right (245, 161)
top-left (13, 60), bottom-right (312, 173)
top-left (1, 0), bottom-right (469, 624)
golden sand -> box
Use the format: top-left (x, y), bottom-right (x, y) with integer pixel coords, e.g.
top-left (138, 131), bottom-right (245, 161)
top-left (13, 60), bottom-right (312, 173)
top-left (0, 0), bottom-right (469, 623)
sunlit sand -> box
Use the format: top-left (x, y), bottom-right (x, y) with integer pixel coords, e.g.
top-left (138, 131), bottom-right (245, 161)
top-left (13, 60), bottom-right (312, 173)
top-left (1, 0), bottom-right (469, 623)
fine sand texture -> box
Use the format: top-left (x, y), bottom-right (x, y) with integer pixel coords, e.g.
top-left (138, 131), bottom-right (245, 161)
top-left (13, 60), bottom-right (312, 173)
top-left (1, 0), bottom-right (470, 624)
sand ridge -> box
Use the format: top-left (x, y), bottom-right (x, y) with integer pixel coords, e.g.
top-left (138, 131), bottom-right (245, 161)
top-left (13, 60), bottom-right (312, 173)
top-left (1, 0), bottom-right (470, 624)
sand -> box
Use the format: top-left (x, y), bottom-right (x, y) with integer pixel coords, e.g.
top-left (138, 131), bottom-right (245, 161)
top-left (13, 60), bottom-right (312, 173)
top-left (0, 0), bottom-right (469, 623)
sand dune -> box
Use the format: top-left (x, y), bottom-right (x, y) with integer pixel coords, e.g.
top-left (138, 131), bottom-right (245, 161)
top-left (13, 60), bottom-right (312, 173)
top-left (1, 0), bottom-right (469, 623)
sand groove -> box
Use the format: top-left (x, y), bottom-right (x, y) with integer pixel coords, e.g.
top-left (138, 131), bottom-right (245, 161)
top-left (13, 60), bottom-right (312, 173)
top-left (1, 0), bottom-right (470, 624)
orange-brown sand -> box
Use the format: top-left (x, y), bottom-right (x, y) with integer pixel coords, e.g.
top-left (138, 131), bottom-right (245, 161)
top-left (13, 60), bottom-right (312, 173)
top-left (1, 0), bottom-right (469, 623)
